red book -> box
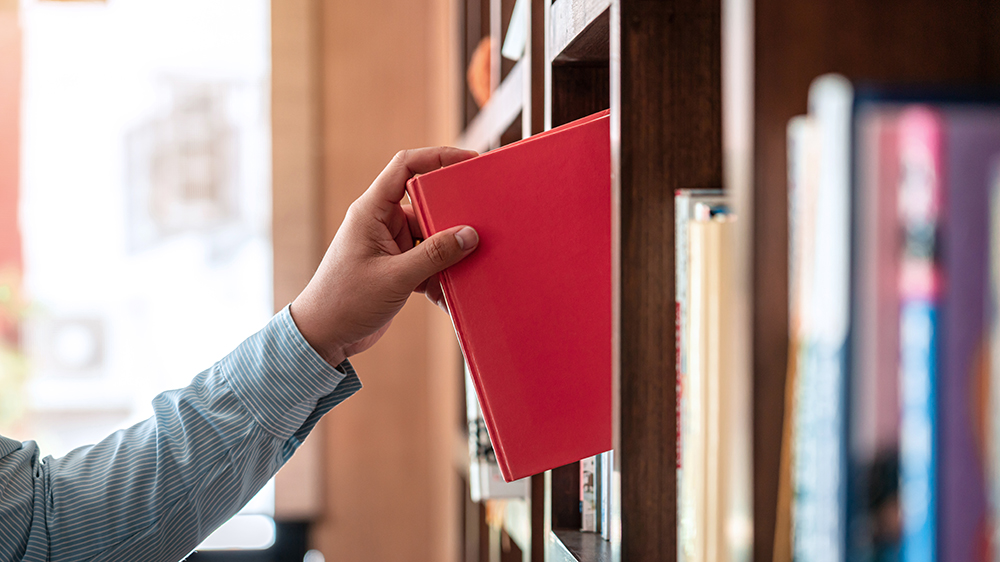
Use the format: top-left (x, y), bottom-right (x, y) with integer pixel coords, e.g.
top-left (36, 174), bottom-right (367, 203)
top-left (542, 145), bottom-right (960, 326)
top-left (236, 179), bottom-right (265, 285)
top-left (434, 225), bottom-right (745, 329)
top-left (406, 110), bottom-right (612, 482)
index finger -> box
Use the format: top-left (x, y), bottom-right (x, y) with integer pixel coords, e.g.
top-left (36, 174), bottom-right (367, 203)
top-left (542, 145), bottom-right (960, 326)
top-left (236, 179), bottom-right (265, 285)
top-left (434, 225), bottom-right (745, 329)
top-left (369, 147), bottom-right (478, 206)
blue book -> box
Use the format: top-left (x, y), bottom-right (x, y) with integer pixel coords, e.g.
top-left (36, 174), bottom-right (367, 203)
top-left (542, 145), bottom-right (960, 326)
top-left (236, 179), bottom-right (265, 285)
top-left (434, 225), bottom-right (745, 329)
top-left (896, 106), bottom-right (941, 562)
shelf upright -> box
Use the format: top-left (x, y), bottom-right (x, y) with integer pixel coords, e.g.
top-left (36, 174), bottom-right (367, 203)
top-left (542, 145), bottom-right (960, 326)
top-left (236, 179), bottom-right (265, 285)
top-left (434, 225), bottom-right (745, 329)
top-left (613, 0), bottom-right (722, 561)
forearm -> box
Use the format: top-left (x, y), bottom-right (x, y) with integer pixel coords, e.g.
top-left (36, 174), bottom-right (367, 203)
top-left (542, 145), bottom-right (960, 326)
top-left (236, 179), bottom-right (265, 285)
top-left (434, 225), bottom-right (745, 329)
top-left (0, 306), bottom-right (360, 562)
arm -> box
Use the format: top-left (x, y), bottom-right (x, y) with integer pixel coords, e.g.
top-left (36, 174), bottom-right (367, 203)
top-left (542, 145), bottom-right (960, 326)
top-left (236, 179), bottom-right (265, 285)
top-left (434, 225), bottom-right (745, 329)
top-left (0, 307), bottom-right (360, 562)
top-left (0, 147), bottom-right (480, 562)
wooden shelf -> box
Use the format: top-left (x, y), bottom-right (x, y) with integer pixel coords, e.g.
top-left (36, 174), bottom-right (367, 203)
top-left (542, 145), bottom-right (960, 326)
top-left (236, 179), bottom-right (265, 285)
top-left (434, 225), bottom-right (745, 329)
top-left (548, 0), bottom-right (610, 63)
top-left (457, 58), bottom-right (525, 152)
top-left (454, 0), bottom-right (710, 559)
top-left (550, 530), bottom-right (612, 562)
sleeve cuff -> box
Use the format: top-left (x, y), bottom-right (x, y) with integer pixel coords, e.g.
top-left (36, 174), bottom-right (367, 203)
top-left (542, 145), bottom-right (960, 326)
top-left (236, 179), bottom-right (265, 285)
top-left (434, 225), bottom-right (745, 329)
top-left (220, 305), bottom-right (362, 441)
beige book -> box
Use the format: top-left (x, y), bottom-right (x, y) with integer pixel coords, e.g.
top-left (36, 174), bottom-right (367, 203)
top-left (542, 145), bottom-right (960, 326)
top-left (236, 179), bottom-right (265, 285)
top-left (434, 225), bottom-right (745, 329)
top-left (687, 207), bottom-right (740, 561)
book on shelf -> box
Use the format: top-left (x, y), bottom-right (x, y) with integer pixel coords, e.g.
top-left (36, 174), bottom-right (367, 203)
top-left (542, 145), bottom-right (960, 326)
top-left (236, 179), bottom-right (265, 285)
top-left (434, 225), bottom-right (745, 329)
top-left (598, 450), bottom-right (613, 540)
top-left (406, 109), bottom-right (613, 482)
top-left (789, 74), bottom-right (853, 562)
top-left (674, 191), bottom-right (739, 562)
top-left (990, 161), bottom-right (1000, 559)
top-left (785, 74), bottom-right (1000, 561)
top-left (580, 456), bottom-right (597, 532)
top-left (896, 106), bottom-right (941, 562)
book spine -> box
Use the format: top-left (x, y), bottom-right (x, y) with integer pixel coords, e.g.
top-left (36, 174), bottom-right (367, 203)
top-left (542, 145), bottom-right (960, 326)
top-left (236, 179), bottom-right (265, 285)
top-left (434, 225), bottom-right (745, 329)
top-left (897, 106), bottom-right (941, 562)
top-left (600, 450), bottom-right (613, 540)
top-left (675, 191), bottom-right (690, 562)
top-left (794, 74), bottom-right (852, 562)
top-left (581, 456), bottom-right (597, 532)
top-left (687, 216), bottom-right (710, 562)
top-left (990, 161), bottom-right (1000, 556)
top-left (783, 115), bottom-right (811, 562)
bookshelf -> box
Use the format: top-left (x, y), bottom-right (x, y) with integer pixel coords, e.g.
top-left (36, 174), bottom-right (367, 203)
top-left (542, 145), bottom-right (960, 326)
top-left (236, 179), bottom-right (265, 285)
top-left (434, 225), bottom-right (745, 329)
top-left (457, 1), bottom-right (1000, 561)
top-left (454, 0), bottom-right (719, 561)
top-left (748, 3), bottom-right (1000, 561)
top-left (272, 0), bottom-right (1000, 559)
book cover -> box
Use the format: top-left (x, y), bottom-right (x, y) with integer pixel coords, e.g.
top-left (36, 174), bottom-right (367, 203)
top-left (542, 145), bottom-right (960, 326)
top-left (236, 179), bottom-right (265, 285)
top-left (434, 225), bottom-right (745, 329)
top-left (989, 160), bottom-right (1000, 557)
top-left (847, 105), bottom-right (903, 560)
top-left (406, 110), bottom-right (612, 482)
top-left (938, 108), bottom-right (1000, 562)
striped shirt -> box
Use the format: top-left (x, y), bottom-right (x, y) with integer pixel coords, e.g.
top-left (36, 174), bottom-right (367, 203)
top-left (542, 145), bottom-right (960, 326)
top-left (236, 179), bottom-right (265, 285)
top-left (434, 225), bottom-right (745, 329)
top-left (0, 306), bottom-right (362, 562)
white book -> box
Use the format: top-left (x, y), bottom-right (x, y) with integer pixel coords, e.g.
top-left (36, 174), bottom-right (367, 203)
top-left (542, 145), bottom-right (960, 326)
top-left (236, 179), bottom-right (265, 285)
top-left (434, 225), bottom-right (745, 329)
top-left (675, 189), bottom-right (727, 562)
top-left (580, 456), bottom-right (597, 532)
top-left (793, 73), bottom-right (853, 562)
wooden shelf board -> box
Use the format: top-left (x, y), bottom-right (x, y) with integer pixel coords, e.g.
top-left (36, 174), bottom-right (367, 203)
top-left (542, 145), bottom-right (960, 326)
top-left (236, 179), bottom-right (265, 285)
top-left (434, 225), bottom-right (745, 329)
top-left (550, 530), bottom-right (612, 562)
top-left (457, 58), bottom-right (525, 152)
top-left (549, 0), bottom-right (610, 63)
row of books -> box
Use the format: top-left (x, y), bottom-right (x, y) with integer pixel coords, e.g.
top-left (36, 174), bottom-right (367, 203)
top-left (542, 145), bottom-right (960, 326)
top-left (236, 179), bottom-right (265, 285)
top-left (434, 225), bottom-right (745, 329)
top-left (675, 190), bottom-right (751, 561)
top-left (787, 74), bottom-right (1000, 561)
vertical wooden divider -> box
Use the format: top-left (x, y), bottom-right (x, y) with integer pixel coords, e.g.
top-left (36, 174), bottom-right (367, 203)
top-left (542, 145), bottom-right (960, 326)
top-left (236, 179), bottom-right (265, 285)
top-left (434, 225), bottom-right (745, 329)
top-left (614, 0), bottom-right (721, 560)
top-left (526, 0), bottom-right (547, 559)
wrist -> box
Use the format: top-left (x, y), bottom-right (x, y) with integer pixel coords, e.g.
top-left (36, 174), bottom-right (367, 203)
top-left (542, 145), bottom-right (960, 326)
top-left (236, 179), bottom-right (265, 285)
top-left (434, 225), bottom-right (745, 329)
top-left (288, 298), bottom-right (349, 368)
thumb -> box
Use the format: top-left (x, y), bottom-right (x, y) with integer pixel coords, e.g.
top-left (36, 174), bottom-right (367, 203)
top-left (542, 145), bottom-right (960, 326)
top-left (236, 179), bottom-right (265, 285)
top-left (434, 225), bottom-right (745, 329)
top-left (395, 226), bottom-right (479, 289)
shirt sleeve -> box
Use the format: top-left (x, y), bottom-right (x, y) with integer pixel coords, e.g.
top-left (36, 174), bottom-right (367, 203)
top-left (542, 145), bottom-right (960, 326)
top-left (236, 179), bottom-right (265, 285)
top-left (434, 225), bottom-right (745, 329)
top-left (0, 305), bottom-right (361, 562)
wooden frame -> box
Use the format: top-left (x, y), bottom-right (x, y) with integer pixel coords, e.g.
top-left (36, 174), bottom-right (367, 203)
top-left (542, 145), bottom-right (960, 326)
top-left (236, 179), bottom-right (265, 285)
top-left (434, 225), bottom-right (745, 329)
top-left (454, 0), bottom-right (721, 560)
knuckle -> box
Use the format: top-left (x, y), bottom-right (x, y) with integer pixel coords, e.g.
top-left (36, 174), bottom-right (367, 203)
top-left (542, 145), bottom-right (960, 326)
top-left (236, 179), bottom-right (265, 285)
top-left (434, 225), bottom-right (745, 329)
top-left (394, 149), bottom-right (409, 163)
top-left (345, 199), bottom-right (366, 224)
top-left (424, 236), bottom-right (450, 266)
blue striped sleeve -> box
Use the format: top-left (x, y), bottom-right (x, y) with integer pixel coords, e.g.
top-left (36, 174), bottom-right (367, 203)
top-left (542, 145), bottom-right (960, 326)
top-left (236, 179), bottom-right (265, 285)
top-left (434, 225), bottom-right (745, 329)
top-left (0, 305), bottom-right (361, 562)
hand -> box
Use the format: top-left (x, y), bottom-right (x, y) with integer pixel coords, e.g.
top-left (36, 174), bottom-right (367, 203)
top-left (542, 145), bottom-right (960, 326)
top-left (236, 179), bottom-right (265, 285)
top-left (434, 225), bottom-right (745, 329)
top-left (289, 147), bottom-right (480, 366)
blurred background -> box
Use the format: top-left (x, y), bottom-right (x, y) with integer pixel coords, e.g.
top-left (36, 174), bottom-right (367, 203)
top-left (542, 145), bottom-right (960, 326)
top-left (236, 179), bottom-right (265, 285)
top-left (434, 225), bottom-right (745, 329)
top-left (0, 0), bottom-right (469, 560)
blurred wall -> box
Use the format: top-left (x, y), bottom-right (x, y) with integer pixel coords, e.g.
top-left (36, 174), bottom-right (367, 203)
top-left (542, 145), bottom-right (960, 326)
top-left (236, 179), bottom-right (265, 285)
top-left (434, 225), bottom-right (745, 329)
top-left (272, 0), bottom-right (465, 560)
top-left (0, 1), bottom-right (21, 277)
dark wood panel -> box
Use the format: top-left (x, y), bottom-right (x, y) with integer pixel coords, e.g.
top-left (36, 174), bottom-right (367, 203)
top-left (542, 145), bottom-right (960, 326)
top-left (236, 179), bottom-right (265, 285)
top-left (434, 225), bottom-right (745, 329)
top-left (525, 7), bottom-right (546, 562)
top-left (524, 0), bottom-right (546, 138)
top-left (550, 64), bottom-right (610, 127)
top-left (480, 501), bottom-right (490, 562)
top-left (753, 2), bottom-right (1000, 560)
top-left (500, 112), bottom-right (523, 146)
top-left (551, 461), bottom-right (582, 531)
top-left (531, 474), bottom-right (546, 562)
top-left (552, 530), bottom-right (612, 562)
top-left (616, 0), bottom-right (721, 561)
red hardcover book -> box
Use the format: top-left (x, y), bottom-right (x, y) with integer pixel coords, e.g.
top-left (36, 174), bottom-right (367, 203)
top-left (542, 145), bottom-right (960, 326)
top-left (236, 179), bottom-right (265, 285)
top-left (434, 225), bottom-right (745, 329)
top-left (406, 110), bottom-right (612, 482)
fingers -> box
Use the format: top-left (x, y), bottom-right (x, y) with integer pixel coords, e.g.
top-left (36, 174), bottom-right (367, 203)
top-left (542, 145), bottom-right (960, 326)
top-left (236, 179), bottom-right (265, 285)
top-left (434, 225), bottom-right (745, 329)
top-left (415, 273), bottom-right (449, 313)
top-left (394, 225), bottom-right (479, 290)
top-left (402, 204), bottom-right (423, 241)
top-left (370, 147), bottom-right (478, 207)
top-left (423, 277), bottom-right (449, 313)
